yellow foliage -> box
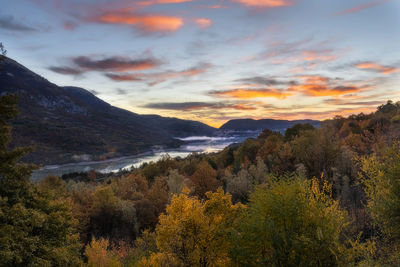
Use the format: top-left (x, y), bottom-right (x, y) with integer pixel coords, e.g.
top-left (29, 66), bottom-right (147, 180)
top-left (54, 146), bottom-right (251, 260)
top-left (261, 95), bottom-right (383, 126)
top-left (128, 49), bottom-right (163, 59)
top-left (85, 238), bottom-right (121, 267)
top-left (148, 188), bottom-right (240, 267)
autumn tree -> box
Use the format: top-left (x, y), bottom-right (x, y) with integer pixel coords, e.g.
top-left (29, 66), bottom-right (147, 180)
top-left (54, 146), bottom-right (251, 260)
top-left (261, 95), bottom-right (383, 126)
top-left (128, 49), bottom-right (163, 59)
top-left (166, 169), bottom-right (186, 195)
top-left (189, 160), bottom-right (221, 198)
top-left (85, 238), bottom-right (121, 267)
top-left (141, 188), bottom-right (241, 266)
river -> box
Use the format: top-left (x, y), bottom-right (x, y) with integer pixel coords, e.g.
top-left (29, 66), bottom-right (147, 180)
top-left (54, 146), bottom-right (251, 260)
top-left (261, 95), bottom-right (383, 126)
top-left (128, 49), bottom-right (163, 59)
top-left (31, 131), bottom-right (259, 181)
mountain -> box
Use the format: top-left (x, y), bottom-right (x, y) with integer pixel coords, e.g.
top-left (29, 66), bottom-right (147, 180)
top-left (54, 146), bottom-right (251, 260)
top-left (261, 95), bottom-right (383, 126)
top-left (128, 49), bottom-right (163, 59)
top-left (219, 118), bottom-right (320, 132)
top-left (0, 57), bottom-right (215, 165)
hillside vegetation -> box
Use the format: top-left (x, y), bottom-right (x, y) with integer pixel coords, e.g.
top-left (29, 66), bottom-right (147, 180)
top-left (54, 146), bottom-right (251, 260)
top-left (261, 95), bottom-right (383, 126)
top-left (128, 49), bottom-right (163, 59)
top-left (2, 91), bottom-right (400, 266)
top-left (0, 57), bottom-right (215, 165)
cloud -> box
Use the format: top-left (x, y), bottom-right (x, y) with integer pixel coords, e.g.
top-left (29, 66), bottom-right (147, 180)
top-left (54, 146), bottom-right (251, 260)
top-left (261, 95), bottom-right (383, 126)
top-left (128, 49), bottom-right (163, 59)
top-left (137, 0), bottom-right (192, 6)
top-left (63, 21), bottom-right (78, 31)
top-left (323, 99), bottom-right (385, 106)
top-left (116, 88), bottom-right (128, 95)
top-left (236, 76), bottom-right (297, 86)
top-left (199, 4), bottom-right (227, 9)
top-left (90, 8), bottom-right (184, 33)
top-left (105, 73), bottom-right (143, 81)
top-left (289, 84), bottom-right (366, 97)
top-left (232, 0), bottom-right (295, 8)
top-left (143, 101), bottom-right (258, 111)
top-left (217, 74), bottom-right (370, 100)
top-left (105, 63), bottom-right (211, 85)
top-left (48, 66), bottom-right (85, 75)
top-left (73, 56), bottom-right (160, 71)
top-left (334, 0), bottom-right (391, 16)
top-left (195, 18), bottom-right (212, 29)
top-left (0, 15), bottom-right (37, 32)
top-left (301, 49), bottom-right (337, 62)
top-left (270, 107), bottom-right (377, 120)
top-left (144, 102), bottom-right (217, 110)
top-left (298, 75), bottom-right (330, 84)
top-left (288, 75), bottom-right (368, 96)
top-left (211, 88), bottom-right (292, 99)
top-left (49, 55), bottom-right (161, 75)
top-left (355, 62), bottom-right (399, 74)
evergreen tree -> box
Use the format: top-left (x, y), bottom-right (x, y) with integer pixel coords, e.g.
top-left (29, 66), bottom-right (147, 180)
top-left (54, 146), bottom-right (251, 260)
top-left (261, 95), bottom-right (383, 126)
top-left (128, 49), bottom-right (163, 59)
top-left (0, 72), bottom-right (82, 265)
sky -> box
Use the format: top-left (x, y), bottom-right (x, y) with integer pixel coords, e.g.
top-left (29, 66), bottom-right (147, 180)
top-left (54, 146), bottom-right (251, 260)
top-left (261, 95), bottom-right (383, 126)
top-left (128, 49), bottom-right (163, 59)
top-left (1, 0), bottom-right (400, 127)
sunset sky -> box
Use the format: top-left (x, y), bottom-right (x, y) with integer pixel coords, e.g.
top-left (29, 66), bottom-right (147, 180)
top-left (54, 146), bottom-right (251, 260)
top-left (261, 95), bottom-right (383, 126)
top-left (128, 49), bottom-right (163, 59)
top-left (2, 0), bottom-right (400, 127)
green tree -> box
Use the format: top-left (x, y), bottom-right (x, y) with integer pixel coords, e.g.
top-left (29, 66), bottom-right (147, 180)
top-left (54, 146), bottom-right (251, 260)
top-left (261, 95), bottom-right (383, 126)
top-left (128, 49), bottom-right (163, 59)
top-left (284, 123), bottom-right (315, 141)
top-left (359, 142), bottom-right (400, 264)
top-left (230, 177), bottom-right (364, 266)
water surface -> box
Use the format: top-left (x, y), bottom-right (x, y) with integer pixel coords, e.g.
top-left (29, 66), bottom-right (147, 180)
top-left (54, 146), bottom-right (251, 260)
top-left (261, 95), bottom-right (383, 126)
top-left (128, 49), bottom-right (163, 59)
top-left (31, 132), bottom-right (258, 181)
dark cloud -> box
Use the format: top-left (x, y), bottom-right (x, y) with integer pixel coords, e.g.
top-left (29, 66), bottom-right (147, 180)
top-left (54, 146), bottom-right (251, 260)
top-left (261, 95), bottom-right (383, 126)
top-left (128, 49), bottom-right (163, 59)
top-left (49, 55), bottom-right (161, 76)
top-left (105, 73), bottom-right (143, 81)
top-left (143, 101), bottom-right (257, 111)
top-left (116, 88), bottom-right (128, 95)
top-left (236, 76), bottom-right (297, 86)
top-left (48, 66), bottom-right (84, 75)
top-left (143, 102), bottom-right (217, 110)
top-left (105, 63), bottom-right (211, 85)
top-left (73, 56), bottom-right (161, 72)
top-left (0, 15), bottom-right (37, 32)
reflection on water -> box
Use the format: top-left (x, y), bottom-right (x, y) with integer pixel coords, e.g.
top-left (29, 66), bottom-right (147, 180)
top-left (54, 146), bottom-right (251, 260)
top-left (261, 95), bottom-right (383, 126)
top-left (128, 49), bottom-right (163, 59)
top-left (31, 132), bottom-right (258, 181)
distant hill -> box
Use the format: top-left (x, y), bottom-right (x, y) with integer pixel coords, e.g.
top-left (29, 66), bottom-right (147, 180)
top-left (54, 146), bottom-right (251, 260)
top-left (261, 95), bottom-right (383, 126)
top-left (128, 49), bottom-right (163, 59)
top-left (219, 119), bottom-right (320, 132)
top-left (0, 57), bottom-right (215, 164)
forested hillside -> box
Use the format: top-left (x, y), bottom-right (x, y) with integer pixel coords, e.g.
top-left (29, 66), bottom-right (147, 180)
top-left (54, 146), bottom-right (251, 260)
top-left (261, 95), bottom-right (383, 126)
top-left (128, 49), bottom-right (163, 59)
top-left (0, 57), bottom-right (215, 165)
top-left (2, 85), bottom-right (400, 266)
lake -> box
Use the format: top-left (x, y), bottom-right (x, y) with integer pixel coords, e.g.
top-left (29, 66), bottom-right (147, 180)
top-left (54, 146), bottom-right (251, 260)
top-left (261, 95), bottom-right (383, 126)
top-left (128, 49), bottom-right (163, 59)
top-left (31, 131), bottom-right (259, 181)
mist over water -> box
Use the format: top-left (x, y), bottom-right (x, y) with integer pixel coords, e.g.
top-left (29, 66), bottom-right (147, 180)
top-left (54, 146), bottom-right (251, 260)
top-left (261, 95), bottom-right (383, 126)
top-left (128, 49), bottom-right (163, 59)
top-left (31, 132), bottom-right (259, 181)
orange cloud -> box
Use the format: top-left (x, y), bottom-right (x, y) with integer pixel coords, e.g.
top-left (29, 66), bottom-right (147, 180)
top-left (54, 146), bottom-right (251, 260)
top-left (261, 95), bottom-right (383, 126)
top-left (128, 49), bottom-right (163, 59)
top-left (298, 75), bottom-right (330, 84)
top-left (139, 0), bottom-right (192, 4)
top-left (212, 88), bottom-right (292, 99)
top-left (92, 9), bottom-right (183, 33)
top-left (334, 0), bottom-right (390, 16)
top-left (289, 84), bottom-right (367, 97)
top-left (232, 0), bottom-right (294, 7)
top-left (195, 18), bottom-right (212, 29)
top-left (200, 4), bottom-right (226, 8)
top-left (63, 21), bottom-right (77, 31)
top-left (271, 107), bottom-right (376, 120)
top-left (231, 104), bottom-right (258, 110)
top-left (356, 62), bottom-right (399, 74)
top-left (301, 50), bottom-right (337, 62)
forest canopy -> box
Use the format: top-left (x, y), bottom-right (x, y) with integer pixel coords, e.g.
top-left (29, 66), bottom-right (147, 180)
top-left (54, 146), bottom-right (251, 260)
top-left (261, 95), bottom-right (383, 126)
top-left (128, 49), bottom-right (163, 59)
top-left (1, 93), bottom-right (400, 266)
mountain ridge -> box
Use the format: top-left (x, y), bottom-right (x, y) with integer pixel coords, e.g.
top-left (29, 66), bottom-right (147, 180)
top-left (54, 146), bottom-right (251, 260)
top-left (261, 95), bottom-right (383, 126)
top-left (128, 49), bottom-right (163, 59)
top-left (0, 57), bottom-right (215, 164)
